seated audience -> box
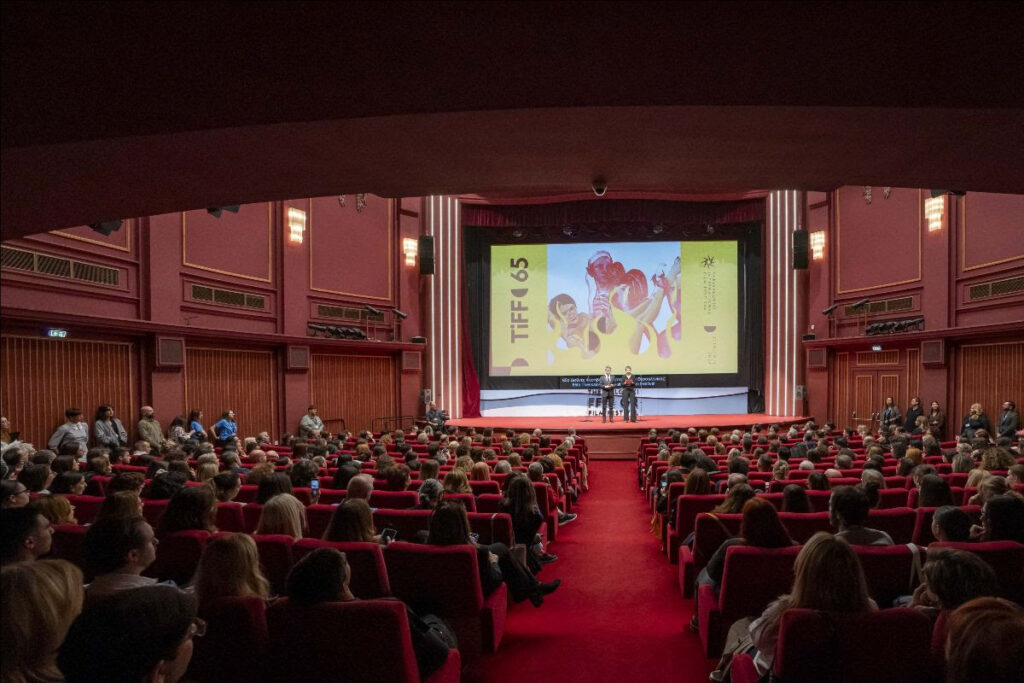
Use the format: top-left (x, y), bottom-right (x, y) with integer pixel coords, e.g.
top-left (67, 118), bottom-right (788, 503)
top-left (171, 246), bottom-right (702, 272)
top-left (0, 506), bottom-right (53, 565)
top-left (34, 494), bottom-right (78, 526)
top-left (909, 548), bottom-right (998, 614)
top-left (411, 478), bottom-right (444, 511)
top-left (971, 494), bottom-right (1024, 542)
top-left (967, 475), bottom-right (1008, 507)
top-left (58, 585), bottom-right (200, 683)
top-left (1, 559), bottom-right (84, 683)
top-left (829, 486), bottom-right (893, 545)
top-left (501, 474), bottom-right (552, 570)
top-left (918, 473), bottom-right (955, 507)
top-left (157, 485), bottom-right (217, 537)
top-left (193, 533), bottom-right (270, 606)
top-left (323, 498), bottom-right (381, 544)
top-left (442, 469), bottom-right (471, 494)
top-left (1, 480), bottom-right (30, 509)
top-left (345, 474), bottom-right (374, 502)
top-left (781, 483), bottom-right (812, 513)
top-left (83, 516), bottom-right (159, 604)
top-left (255, 493), bottom-right (307, 539)
top-left (806, 471), bottom-right (829, 491)
top-left (256, 473), bottom-right (293, 504)
top-left (931, 505), bottom-right (973, 543)
top-left (944, 597), bottom-right (1024, 683)
top-left (712, 483), bottom-right (755, 514)
top-left (383, 464), bottom-right (411, 492)
top-left (212, 472), bottom-right (241, 502)
top-left (427, 501), bottom-right (559, 607)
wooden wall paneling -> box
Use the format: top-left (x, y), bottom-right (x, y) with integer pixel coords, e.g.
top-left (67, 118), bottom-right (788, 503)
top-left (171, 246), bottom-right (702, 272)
top-left (310, 354), bottom-right (398, 434)
top-left (906, 347), bottom-right (921, 404)
top-left (184, 348), bottom-right (277, 441)
top-left (879, 374), bottom-right (901, 414)
top-left (831, 352), bottom-right (850, 426)
top-left (853, 374), bottom-right (874, 428)
top-left (957, 341), bottom-right (1024, 423)
top-left (1, 336), bottom-right (135, 447)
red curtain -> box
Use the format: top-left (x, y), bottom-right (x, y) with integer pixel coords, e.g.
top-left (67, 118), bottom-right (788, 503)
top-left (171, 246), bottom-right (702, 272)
top-left (460, 280), bottom-right (481, 417)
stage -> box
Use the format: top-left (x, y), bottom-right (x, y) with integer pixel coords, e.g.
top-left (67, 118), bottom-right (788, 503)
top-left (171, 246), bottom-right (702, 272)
top-left (447, 413), bottom-right (809, 458)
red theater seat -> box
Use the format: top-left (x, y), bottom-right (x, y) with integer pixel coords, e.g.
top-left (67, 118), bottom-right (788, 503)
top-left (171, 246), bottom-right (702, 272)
top-left (443, 492), bottom-right (477, 511)
top-left (189, 596), bottom-right (270, 683)
top-left (266, 598), bottom-right (460, 683)
top-left (475, 493), bottom-right (503, 513)
top-left (370, 490), bottom-right (418, 510)
top-left (67, 495), bottom-right (105, 525)
top-left (385, 541), bottom-right (507, 660)
top-left (292, 539), bottom-right (390, 598)
top-left (374, 509), bottom-right (432, 543)
top-left (49, 524), bottom-right (89, 577)
top-left (667, 494), bottom-right (725, 564)
top-left (697, 545), bottom-right (801, 657)
top-left (469, 480), bottom-right (500, 496)
top-left (467, 512), bottom-right (515, 547)
top-left (305, 504), bottom-right (336, 539)
top-left (214, 502), bottom-right (246, 532)
top-left (853, 544), bottom-right (920, 607)
top-left (731, 608), bottom-right (934, 683)
top-left (147, 530), bottom-right (211, 584)
top-left (865, 507), bottom-right (917, 544)
top-left (242, 503), bottom-right (264, 533)
top-left (252, 534), bottom-right (295, 595)
top-left (777, 512), bottom-right (832, 543)
top-left (678, 513), bottom-right (741, 598)
top-left (141, 498), bottom-right (169, 526)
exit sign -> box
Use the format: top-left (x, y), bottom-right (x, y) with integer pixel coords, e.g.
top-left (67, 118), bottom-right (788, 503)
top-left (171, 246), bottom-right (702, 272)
top-left (46, 328), bottom-right (68, 338)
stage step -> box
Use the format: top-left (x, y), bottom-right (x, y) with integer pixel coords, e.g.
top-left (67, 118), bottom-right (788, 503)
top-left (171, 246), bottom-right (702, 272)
top-left (584, 434), bottom-right (637, 460)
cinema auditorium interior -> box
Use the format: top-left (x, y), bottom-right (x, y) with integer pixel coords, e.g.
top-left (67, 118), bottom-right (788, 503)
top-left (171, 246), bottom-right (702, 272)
top-left (2, 3), bottom-right (1023, 683)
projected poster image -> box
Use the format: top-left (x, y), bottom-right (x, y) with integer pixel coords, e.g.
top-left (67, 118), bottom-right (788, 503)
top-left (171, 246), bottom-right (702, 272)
top-left (490, 241), bottom-right (738, 376)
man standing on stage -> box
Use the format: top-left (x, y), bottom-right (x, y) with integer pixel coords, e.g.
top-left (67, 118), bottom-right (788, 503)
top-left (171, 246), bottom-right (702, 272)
top-left (621, 366), bottom-right (638, 423)
top-left (600, 365), bottom-right (616, 423)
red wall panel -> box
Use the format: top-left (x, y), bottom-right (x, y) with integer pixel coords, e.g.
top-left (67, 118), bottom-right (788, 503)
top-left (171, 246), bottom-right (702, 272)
top-left (184, 347), bottom-right (277, 441)
top-left (958, 193), bottom-right (1024, 274)
top-left (182, 203), bottom-right (274, 284)
top-left (834, 187), bottom-right (922, 295)
top-left (310, 354), bottom-right (398, 434)
top-left (309, 194), bottom-right (393, 303)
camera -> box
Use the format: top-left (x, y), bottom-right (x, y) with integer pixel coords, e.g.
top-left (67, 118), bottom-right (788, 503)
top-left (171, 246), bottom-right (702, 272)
top-left (591, 177), bottom-right (607, 197)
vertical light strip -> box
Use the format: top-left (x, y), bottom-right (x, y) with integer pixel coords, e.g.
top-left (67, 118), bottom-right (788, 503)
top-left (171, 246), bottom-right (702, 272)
top-left (429, 197), bottom-right (437, 405)
top-left (441, 196), bottom-right (449, 413)
top-left (766, 193), bottom-right (774, 415)
top-left (453, 198), bottom-right (462, 418)
top-left (446, 197), bottom-right (454, 419)
top-left (783, 190), bottom-right (790, 416)
top-left (775, 190), bottom-right (782, 414)
top-left (791, 190), bottom-right (799, 416)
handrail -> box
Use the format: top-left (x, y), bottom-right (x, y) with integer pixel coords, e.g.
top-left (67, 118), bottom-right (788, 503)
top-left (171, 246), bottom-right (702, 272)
top-left (371, 414), bottom-right (416, 433)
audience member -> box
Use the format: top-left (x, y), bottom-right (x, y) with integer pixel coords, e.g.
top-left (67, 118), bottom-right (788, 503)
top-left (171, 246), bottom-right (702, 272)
top-left (34, 494), bottom-right (78, 525)
top-left (944, 597), bottom-right (1024, 683)
top-left (0, 506), bottom-right (53, 565)
top-left (829, 486), bottom-right (893, 545)
top-left (412, 478), bottom-right (444, 511)
top-left (931, 505), bottom-right (973, 543)
top-left (345, 474), bottom-right (374, 502)
top-left (323, 498), bottom-right (380, 543)
top-left (781, 484), bottom-right (812, 513)
top-left (1, 480), bottom-right (30, 509)
top-left (193, 533), bottom-right (270, 606)
top-left (1, 559), bottom-right (84, 683)
top-left (918, 474), bottom-right (955, 507)
top-left (255, 493), bottom-right (307, 539)
top-left (58, 585), bottom-right (200, 683)
top-left (157, 485), bottom-right (217, 537)
top-left (910, 548), bottom-right (998, 613)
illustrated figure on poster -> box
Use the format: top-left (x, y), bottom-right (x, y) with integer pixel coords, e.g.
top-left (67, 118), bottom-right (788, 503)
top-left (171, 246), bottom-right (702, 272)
top-left (620, 365), bottom-right (638, 423)
top-left (600, 365), bottom-right (617, 423)
top-left (548, 294), bottom-right (599, 358)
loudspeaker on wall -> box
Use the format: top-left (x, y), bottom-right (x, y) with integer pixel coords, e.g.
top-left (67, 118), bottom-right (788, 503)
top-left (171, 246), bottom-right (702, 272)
top-left (792, 230), bottom-right (809, 270)
top-left (418, 235), bottom-right (434, 275)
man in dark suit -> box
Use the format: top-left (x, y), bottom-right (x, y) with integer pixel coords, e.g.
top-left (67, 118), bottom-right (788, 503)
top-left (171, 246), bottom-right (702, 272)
top-left (997, 400), bottom-right (1020, 439)
top-left (620, 365), bottom-right (638, 423)
top-left (599, 365), bottom-right (616, 423)
top-left (903, 396), bottom-right (923, 433)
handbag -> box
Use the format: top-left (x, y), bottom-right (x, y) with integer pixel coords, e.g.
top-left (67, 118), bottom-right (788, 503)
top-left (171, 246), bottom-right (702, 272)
top-left (406, 607), bottom-right (458, 676)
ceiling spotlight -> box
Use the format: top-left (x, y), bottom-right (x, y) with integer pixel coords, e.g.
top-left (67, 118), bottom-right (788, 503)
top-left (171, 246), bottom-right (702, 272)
top-left (652, 224), bottom-right (665, 235)
top-left (850, 298), bottom-right (871, 309)
top-left (391, 308), bottom-right (408, 320)
top-left (207, 206), bottom-right (240, 218)
top-left (822, 304), bottom-right (839, 315)
top-left (88, 220), bottom-right (123, 236)
top-left (307, 323), bottom-right (328, 336)
top-left (562, 224), bottom-right (577, 237)
top-left (705, 223), bottom-right (715, 235)
top-left (511, 228), bottom-right (524, 239)
top-left (364, 305), bottom-right (382, 316)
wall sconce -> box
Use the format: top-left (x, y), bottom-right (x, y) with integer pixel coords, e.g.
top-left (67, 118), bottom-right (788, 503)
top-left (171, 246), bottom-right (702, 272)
top-left (287, 207), bottom-right (306, 244)
top-left (402, 237), bottom-right (418, 267)
top-left (810, 230), bottom-right (826, 260)
top-left (924, 196), bottom-right (945, 232)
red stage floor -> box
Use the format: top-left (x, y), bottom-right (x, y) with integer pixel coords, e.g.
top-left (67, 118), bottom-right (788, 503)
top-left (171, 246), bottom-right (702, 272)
top-left (448, 413), bottom-right (808, 433)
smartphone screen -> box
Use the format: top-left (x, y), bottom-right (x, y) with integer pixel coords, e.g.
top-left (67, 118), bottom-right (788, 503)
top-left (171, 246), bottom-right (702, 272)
top-left (381, 527), bottom-right (398, 543)
top-left (469, 532), bottom-right (480, 544)
top-left (310, 479), bottom-right (320, 491)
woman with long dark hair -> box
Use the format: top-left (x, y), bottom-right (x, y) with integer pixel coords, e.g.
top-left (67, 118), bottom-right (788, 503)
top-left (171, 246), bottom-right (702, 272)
top-left (500, 474), bottom-right (552, 570)
top-left (93, 404), bottom-right (128, 450)
top-left (187, 409), bottom-right (208, 442)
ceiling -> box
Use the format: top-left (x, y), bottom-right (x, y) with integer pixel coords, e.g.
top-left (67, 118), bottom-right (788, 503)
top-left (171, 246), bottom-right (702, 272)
top-left (3, 1), bottom-right (1023, 239)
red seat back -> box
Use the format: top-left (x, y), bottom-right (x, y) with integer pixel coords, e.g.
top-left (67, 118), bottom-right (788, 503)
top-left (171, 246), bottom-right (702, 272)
top-left (443, 492), bottom-right (477, 511)
top-left (67, 495), bottom-right (105, 525)
top-left (148, 530), bottom-right (210, 584)
top-left (292, 539), bottom-right (390, 598)
top-left (719, 545), bottom-right (800, 622)
top-left (853, 544), bottom-right (919, 607)
top-left (692, 513), bottom-right (742, 572)
top-left (777, 512), bottom-right (832, 543)
top-left (475, 493), bottom-right (502, 513)
top-left (773, 608), bottom-right (934, 682)
top-left (866, 508), bottom-right (917, 544)
top-left (252, 534), bottom-right (295, 594)
top-left (266, 598), bottom-right (429, 682)
top-left (876, 487), bottom-right (910, 509)
top-left (242, 503), bottom-right (264, 533)
top-left (215, 502), bottom-right (246, 532)
top-left (369, 490), bottom-right (418, 510)
top-left (235, 484), bottom-right (258, 503)
top-left (141, 498), bottom-right (169, 526)
top-left (384, 541), bottom-right (484, 615)
top-left (469, 480), bottom-right (500, 495)
top-left (373, 509), bottom-right (432, 543)
top-left (49, 524), bottom-right (89, 577)
top-left (674, 495), bottom-right (727, 539)
top-left (190, 596), bottom-right (269, 683)
top-left (467, 512), bottom-right (514, 547)
top-left (304, 504), bottom-right (336, 539)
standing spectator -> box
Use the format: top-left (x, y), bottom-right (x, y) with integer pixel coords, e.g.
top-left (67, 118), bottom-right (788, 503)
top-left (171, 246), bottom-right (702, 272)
top-left (137, 406), bottom-right (164, 448)
top-left (1, 559), bottom-right (84, 683)
top-left (211, 410), bottom-right (238, 447)
top-left (0, 416), bottom-right (12, 447)
top-left (168, 415), bottom-right (194, 444)
top-left (58, 585), bottom-right (200, 683)
top-left (298, 404), bottom-right (324, 439)
top-left (0, 506), bottom-right (53, 565)
top-left (903, 396), bottom-right (924, 434)
top-left (93, 404), bottom-right (128, 450)
top-left (47, 408), bottom-right (89, 456)
top-left (187, 410), bottom-right (208, 442)
top-left (927, 401), bottom-right (947, 440)
top-left (996, 400), bottom-right (1020, 439)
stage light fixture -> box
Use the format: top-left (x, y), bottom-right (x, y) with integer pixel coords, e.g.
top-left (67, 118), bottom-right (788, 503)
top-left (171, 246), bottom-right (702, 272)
top-left (651, 223), bottom-right (664, 235)
top-left (364, 305), bottom-right (382, 316)
top-left (88, 220), bottom-right (124, 236)
top-left (850, 298), bottom-right (871, 310)
top-left (822, 304), bottom-right (838, 315)
top-left (207, 206), bottom-right (240, 218)
top-left (307, 323), bottom-right (328, 337)
top-left (391, 308), bottom-right (408, 320)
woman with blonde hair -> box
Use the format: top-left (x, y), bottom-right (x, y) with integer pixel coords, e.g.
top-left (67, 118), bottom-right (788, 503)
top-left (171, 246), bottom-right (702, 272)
top-left (965, 468), bottom-right (992, 488)
top-left (193, 533), bottom-right (270, 607)
top-left (442, 470), bottom-right (472, 494)
top-left (967, 475), bottom-right (1008, 507)
top-left (960, 402), bottom-right (991, 440)
top-left (507, 453), bottom-right (522, 468)
top-left (1, 559), bottom-right (84, 683)
top-left (196, 462), bottom-right (219, 484)
top-left (453, 456), bottom-right (474, 474)
top-left (746, 533), bottom-right (875, 677)
top-left (33, 494), bottom-right (78, 526)
top-left (469, 462), bottom-right (491, 481)
top-left (255, 493), bottom-right (307, 539)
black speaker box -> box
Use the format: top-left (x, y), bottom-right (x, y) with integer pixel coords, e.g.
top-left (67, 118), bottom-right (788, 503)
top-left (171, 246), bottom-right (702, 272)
top-left (792, 230), bottom-right (809, 270)
top-left (418, 235), bottom-right (434, 275)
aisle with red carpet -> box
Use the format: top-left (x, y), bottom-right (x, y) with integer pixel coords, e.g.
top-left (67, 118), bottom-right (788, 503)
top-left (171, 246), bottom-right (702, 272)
top-left (465, 460), bottom-right (714, 683)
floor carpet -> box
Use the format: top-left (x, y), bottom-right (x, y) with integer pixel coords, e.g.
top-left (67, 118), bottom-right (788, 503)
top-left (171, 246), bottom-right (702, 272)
top-left (464, 460), bottom-right (715, 683)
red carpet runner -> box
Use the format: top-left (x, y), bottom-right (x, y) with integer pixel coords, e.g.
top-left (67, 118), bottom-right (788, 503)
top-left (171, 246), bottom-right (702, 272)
top-left (465, 460), bottom-right (714, 683)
